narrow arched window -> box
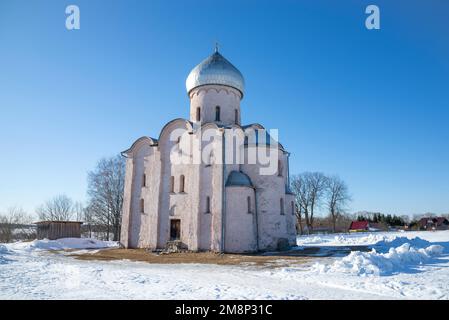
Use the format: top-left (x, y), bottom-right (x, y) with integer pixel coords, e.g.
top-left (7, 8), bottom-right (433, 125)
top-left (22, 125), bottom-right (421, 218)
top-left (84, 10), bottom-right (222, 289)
top-left (215, 106), bottom-right (220, 121)
top-left (291, 201), bottom-right (295, 215)
top-left (196, 107), bottom-right (201, 121)
top-left (140, 199), bottom-right (145, 213)
top-left (206, 196), bottom-right (211, 213)
top-left (170, 176), bottom-right (174, 193)
top-left (280, 198), bottom-right (284, 215)
top-left (180, 175), bottom-right (185, 193)
top-left (142, 174), bottom-right (146, 187)
top-left (235, 109), bottom-right (239, 124)
top-left (278, 160), bottom-right (283, 177)
top-left (247, 196), bottom-right (251, 213)
top-left (206, 151), bottom-right (214, 166)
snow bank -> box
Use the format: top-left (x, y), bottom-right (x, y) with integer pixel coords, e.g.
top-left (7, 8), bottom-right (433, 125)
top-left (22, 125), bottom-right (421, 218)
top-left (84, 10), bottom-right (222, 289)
top-left (8, 238), bottom-right (119, 251)
top-left (0, 244), bottom-right (11, 264)
top-left (296, 230), bottom-right (449, 248)
top-left (297, 233), bottom-right (397, 246)
top-left (333, 234), bottom-right (393, 246)
top-left (313, 243), bottom-right (444, 276)
top-left (310, 235), bottom-right (445, 276)
top-left (373, 236), bottom-right (431, 251)
top-left (296, 236), bottom-right (331, 245)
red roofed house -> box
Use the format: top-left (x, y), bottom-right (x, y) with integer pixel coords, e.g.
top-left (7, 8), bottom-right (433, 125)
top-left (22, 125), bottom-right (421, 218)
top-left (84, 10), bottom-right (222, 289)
top-left (349, 220), bottom-right (369, 232)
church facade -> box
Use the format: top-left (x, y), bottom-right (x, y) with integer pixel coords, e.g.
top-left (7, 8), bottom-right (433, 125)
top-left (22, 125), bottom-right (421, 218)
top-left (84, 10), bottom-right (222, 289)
top-left (120, 49), bottom-right (296, 252)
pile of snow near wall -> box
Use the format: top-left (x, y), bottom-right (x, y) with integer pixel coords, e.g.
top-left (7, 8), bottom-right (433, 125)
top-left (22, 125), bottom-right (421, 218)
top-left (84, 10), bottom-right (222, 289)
top-left (313, 237), bottom-right (444, 276)
top-left (7, 238), bottom-right (119, 251)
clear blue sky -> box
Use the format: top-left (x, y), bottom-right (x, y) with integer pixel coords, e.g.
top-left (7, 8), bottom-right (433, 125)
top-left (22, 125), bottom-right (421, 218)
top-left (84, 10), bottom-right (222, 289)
top-left (1, 0), bottom-right (448, 216)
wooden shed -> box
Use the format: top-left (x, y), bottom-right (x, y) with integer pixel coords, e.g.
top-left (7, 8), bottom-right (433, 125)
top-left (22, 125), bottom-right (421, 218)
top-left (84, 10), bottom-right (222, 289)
top-left (35, 221), bottom-right (83, 240)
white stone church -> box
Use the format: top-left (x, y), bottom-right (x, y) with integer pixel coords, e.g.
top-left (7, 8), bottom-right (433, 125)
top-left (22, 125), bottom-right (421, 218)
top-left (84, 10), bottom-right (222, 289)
top-left (120, 49), bottom-right (296, 252)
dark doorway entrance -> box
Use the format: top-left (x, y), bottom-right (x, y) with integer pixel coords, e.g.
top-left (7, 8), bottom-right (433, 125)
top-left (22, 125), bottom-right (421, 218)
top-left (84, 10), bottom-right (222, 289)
top-left (170, 219), bottom-right (181, 240)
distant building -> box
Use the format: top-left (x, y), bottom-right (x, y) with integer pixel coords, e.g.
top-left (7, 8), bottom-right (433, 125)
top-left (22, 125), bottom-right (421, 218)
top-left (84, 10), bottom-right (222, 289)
top-left (349, 220), bottom-right (369, 232)
top-left (369, 222), bottom-right (389, 232)
top-left (35, 221), bottom-right (82, 240)
top-left (310, 226), bottom-right (332, 234)
top-left (418, 217), bottom-right (449, 231)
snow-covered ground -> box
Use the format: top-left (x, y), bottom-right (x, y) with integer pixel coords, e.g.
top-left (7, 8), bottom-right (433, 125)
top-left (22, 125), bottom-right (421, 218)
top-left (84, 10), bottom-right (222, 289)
top-left (1, 231), bottom-right (448, 299)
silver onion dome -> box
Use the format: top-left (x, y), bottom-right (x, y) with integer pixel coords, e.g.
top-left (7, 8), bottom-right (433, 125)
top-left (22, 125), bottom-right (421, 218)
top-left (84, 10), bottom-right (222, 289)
top-left (186, 50), bottom-right (245, 97)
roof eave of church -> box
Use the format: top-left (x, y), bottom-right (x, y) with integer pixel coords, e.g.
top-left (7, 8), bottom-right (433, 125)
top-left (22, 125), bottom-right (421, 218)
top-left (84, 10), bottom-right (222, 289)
top-left (191, 122), bottom-right (287, 152)
top-left (187, 83), bottom-right (244, 99)
top-left (121, 136), bottom-right (158, 157)
top-left (285, 184), bottom-right (295, 195)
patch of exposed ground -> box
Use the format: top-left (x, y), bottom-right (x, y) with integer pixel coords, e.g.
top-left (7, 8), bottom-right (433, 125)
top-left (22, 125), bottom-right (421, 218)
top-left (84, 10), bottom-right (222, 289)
top-left (70, 249), bottom-right (314, 268)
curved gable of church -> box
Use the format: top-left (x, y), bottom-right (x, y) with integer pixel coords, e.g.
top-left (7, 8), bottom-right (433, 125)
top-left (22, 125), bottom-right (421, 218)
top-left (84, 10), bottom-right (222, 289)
top-left (121, 136), bottom-right (157, 158)
top-left (158, 118), bottom-right (193, 142)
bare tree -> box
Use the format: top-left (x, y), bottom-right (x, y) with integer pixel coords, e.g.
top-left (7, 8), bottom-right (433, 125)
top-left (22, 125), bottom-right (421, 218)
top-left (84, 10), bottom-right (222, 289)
top-left (291, 174), bottom-right (307, 234)
top-left (291, 172), bottom-right (327, 233)
top-left (305, 172), bottom-right (327, 231)
top-left (325, 175), bottom-right (351, 232)
top-left (83, 204), bottom-right (96, 238)
top-left (0, 207), bottom-right (34, 243)
top-left (36, 195), bottom-right (75, 221)
top-left (73, 201), bottom-right (85, 221)
top-left (87, 155), bottom-right (125, 241)
top-left (296, 203), bottom-right (303, 235)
